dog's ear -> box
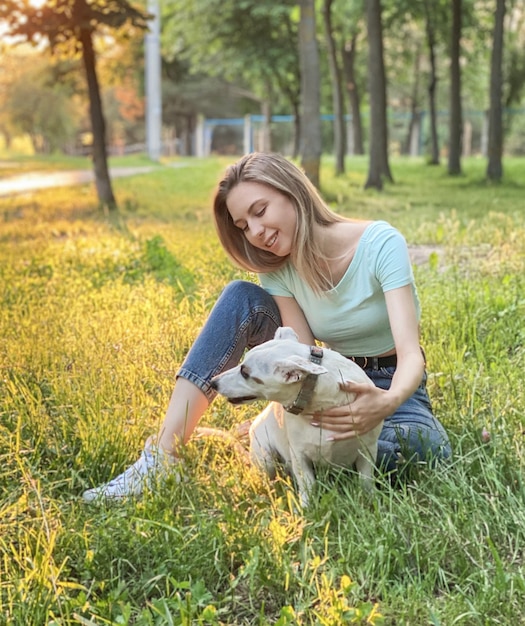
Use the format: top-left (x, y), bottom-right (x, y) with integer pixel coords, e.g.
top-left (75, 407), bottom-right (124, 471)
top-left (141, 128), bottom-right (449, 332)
top-left (274, 327), bottom-right (299, 342)
top-left (274, 356), bottom-right (327, 383)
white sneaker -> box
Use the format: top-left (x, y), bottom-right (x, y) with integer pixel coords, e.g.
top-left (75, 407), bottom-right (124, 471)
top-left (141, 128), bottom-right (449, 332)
top-left (82, 445), bottom-right (176, 502)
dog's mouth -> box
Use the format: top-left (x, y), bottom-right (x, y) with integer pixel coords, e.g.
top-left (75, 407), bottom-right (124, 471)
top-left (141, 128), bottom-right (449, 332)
top-left (227, 395), bottom-right (259, 405)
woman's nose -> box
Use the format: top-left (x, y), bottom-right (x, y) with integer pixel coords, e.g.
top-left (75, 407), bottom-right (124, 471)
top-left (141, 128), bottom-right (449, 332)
top-left (248, 219), bottom-right (264, 239)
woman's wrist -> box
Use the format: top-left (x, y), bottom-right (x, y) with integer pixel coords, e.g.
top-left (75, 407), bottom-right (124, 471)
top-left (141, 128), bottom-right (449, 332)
top-left (382, 388), bottom-right (405, 416)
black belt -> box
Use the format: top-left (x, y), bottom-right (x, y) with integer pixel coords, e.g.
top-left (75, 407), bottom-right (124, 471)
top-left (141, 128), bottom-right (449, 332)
top-left (347, 354), bottom-right (397, 370)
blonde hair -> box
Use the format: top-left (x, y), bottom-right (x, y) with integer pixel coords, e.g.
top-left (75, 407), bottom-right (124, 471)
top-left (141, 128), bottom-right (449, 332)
top-left (213, 152), bottom-right (345, 293)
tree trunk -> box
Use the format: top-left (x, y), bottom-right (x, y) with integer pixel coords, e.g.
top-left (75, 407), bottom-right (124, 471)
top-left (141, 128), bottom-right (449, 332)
top-left (185, 114), bottom-right (194, 156)
top-left (404, 44), bottom-right (421, 156)
top-left (275, 80), bottom-right (301, 158)
top-left (298, 0), bottom-right (322, 188)
top-left (448, 0), bottom-right (463, 176)
top-left (79, 27), bottom-right (117, 210)
top-left (261, 94), bottom-right (272, 153)
top-left (322, 0), bottom-right (345, 175)
top-left (342, 34), bottom-right (364, 155)
top-left (277, 12), bottom-right (302, 159)
top-left (424, 4), bottom-right (440, 165)
top-left (364, 0), bottom-right (393, 190)
top-left (0, 126), bottom-right (12, 150)
top-left (274, 82), bottom-right (301, 158)
top-left (293, 101), bottom-right (301, 159)
top-left (30, 133), bottom-right (40, 154)
top-left (486, 0), bottom-right (505, 181)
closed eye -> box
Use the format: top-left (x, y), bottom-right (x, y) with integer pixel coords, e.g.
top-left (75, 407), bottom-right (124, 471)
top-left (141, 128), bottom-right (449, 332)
top-left (240, 365), bottom-right (264, 384)
top-left (237, 205), bottom-right (267, 233)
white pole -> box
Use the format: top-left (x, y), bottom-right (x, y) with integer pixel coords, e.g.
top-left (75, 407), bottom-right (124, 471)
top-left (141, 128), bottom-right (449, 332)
top-left (145, 0), bottom-right (162, 161)
top-left (243, 114), bottom-right (252, 154)
top-left (195, 115), bottom-right (205, 157)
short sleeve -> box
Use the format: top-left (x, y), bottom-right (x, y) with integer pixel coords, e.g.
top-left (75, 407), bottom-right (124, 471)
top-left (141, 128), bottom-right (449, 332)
top-left (373, 226), bottom-right (414, 292)
top-left (258, 269), bottom-right (294, 297)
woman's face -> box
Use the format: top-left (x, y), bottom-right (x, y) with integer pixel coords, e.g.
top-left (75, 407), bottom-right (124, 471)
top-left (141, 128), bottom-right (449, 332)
top-left (226, 181), bottom-right (297, 257)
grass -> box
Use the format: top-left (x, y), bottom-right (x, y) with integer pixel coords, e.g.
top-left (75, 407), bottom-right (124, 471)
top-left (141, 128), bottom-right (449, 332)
top-left (0, 152), bottom-right (169, 177)
top-left (1, 154), bottom-right (524, 625)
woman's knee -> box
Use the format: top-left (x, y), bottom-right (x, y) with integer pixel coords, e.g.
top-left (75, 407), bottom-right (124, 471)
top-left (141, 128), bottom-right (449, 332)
top-left (219, 280), bottom-right (281, 334)
top-left (220, 280), bottom-right (276, 308)
top-left (379, 419), bottom-right (452, 469)
top-left (404, 424), bottom-right (452, 465)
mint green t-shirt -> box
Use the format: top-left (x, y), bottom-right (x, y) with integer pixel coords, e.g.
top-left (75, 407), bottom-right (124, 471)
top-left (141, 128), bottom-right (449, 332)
top-left (258, 221), bottom-right (420, 357)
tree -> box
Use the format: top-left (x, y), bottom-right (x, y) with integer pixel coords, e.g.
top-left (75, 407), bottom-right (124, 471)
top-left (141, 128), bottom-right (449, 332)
top-left (337, 0), bottom-right (366, 157)
top-left (401, 38), bottom-right (423, 157)
top-left (163, 0), bottom-right (300, 155)
top-left (486, 0), bottom-right (506, 181)
top-left (448, 0), bottom-right (463, 175)
top-left (0, 0), bottom-right (149, 210)
top-left (298, 0), bottom-right (322, 187)
top-left (422, 0), bottom-right (442, 164)
top-left (341, 32), bottom-right (364, 155)
top-left (3, 55), bottom-right (80, 153)
top-left (504, 16), bottom-right (525, 109)
top-left (322, 0), bottom-right (346, 175)
top-left (364, 0), bottom-right (393, 190)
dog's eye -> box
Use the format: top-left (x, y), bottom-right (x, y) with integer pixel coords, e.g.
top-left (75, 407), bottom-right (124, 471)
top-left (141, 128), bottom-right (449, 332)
top-left (240, 366), bottom-right (250, 380)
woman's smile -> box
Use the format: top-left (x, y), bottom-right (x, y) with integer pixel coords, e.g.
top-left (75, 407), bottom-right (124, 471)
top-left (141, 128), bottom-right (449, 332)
top-left (265, 231), bottom-right (278, 249)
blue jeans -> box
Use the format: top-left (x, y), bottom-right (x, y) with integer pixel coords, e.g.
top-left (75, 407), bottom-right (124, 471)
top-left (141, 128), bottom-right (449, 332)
top-left (178, 280), bottom-right (452, 472)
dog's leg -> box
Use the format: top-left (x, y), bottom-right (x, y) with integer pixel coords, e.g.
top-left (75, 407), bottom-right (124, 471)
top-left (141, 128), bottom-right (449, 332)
top-left (249, 404), bottom-right (291, 478)
top-left (355, 445), bottom-right (377, 492)
top-left (250, 430), bottom-right (279, 478)
top-left (289, 450), bottom-right (316, 508)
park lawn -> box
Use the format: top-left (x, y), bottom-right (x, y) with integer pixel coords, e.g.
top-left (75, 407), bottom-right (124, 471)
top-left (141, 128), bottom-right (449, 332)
top-left (0, 155), bottom-right (524, 625)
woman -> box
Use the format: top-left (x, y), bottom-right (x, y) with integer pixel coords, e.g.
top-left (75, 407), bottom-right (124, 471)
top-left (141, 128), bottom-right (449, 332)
top-left (83, 152), bottom-right (451, 502)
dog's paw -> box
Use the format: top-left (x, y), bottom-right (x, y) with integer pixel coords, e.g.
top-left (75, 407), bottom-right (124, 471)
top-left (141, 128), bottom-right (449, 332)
top-left (274, 327), bottom-right (299, 342)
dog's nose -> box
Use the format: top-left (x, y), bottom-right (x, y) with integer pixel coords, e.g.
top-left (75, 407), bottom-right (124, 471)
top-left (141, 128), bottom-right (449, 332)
top-left (210, 379), bottom-right (218, 391)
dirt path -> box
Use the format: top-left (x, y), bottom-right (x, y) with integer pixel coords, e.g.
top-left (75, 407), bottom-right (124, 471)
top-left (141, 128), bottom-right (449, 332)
top-left (0, 166), bottom-right (156, 197)
top-left (408, 244), bottom-right (444, 266)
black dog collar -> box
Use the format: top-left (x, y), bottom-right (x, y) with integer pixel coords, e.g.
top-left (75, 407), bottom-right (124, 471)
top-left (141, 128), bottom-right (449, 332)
top-left (284, 346), bottom-right (324, 415)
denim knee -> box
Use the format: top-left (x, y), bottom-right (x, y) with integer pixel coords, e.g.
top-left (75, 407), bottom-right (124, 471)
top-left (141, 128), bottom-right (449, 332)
top-left (177, 280), bottom-right (281, 402)
top-left (378, 419), bottom-right (452, 473)
top-left (367, 366), bottom-right (452, 473)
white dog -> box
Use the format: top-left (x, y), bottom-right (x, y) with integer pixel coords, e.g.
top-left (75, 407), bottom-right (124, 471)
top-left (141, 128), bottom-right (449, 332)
top-left (210, 327), bottom-right (383, 506)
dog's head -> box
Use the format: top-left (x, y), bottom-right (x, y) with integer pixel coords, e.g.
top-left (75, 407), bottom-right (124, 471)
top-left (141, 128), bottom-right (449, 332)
top-left (210, 327), bottom-right (327, 406)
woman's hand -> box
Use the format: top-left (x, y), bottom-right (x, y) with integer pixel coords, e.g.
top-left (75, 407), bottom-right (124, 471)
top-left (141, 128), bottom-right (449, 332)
top-left (310, 380), bottom-right (396, 441)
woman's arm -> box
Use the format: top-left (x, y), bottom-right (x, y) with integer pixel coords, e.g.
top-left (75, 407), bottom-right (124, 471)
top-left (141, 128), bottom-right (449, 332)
top-left (272, 295), bottom-right (316, 345)
top-left (381, 284), bottom-right (425, 409)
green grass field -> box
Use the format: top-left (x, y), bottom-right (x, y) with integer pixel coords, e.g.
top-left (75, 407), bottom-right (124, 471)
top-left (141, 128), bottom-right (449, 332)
top-left (1, 155), bottom-right (524, 625)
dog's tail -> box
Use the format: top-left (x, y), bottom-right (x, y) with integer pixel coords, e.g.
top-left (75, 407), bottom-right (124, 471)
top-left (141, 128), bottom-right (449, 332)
top-left (194, 422), bottom-right (251, 464)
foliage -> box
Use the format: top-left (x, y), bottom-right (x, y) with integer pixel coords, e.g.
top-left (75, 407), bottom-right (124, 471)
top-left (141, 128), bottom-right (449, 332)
top-left (162, 0), bottom-right (300, 114)
top-left (0, 0), bottom-right (152, 209)
top-left (0, 155), bottom-right (525, 623)
top-left (0, 0), bottom-right (149, 52)
top-left (0, 49), bottom-right (83, 153)
top-left (2, 0), bottom-right (525, 162)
